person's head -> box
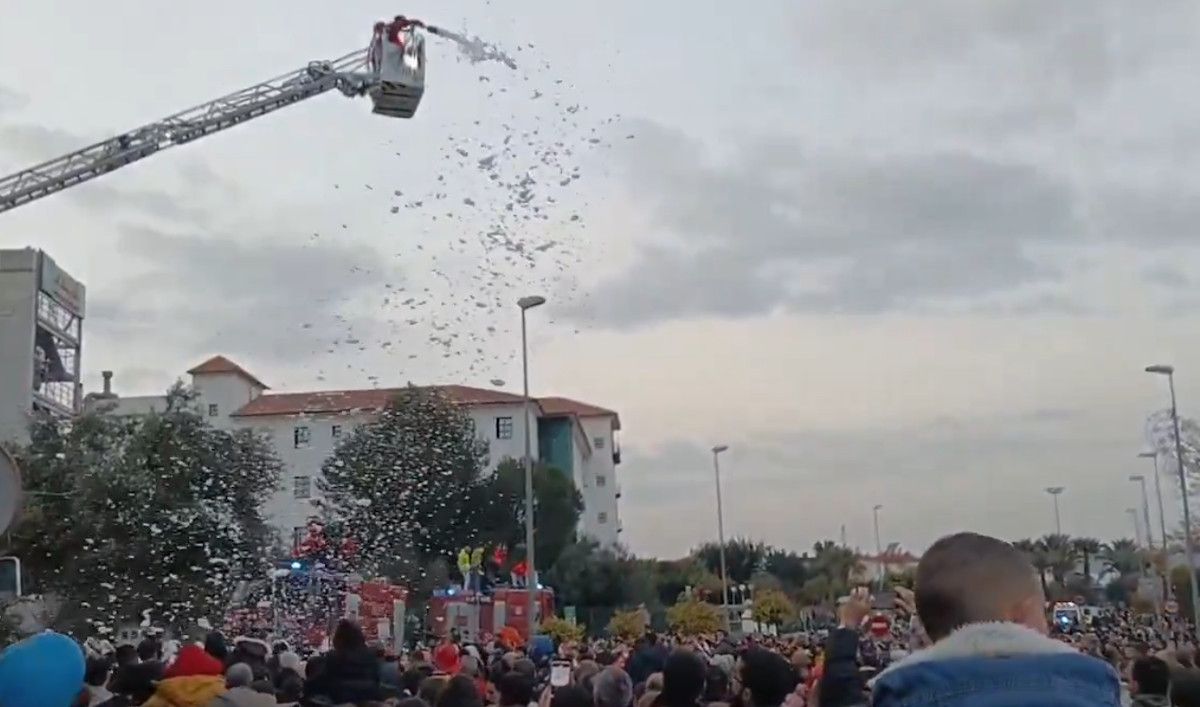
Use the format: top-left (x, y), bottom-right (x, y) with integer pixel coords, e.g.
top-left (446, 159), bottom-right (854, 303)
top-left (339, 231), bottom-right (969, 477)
top-left (203, 631), bottom-right (228, 662)
top-left (595, 666), bottom-right (634, 707)
top-left (497, 670), bottom-right (535, 707)
top-left (1131, 656), bottom-right (1170, 697)
top-left (552, 684), bottom-right (593, 707)
top-left (226, 662), bottom-right (255, 689)
top-left (658, 650), bottom-right (706, 707)
top-left (84, 655), bottom-right (112, 688)
top-left (915, 532), bottom-right (1046, 641)
top-left (277, 672), bottom-right (304, 703)
top-left (573, 659), bottom-right (601, 692)
top-left (737, 648), bottom-right (795, 707)
top-left (420, 675), bottom-right (450, 705)
top-left (136, 637), bottom-right (161, 662)
top-left (703, 664), bottom-right (730, 704)
top-left (437, 674), bottom-right (483, 707)
top-left (272, 640), bottom-right (289, 657)
top-left (403, 667), bottom-right (430, 696)
top-left (113, 644), bottom-right (139, 667)
top-left (460, 654), bottom-right (481, 678)
top-left (334, 619), bottom-right (367, 652)
top-left (1172, 673), bottom-right (1200, 707)
top-left (513, 657), bottom-right (537, 677)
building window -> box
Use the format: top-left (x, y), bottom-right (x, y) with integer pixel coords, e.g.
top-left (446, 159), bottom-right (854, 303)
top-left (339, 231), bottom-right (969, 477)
top-left (495, 416), bottom-right (513, 439)
top-left (208, 403), bottom-right (219, 417)
top-left (598, 512), bottom-right (609, 524)
top-left (596, 474), bottom-right (607, 487)
top-left (294, 426), bottom-right (311, 448)
top-left (594, 436), bottom-right (606, 449)
top-left (294, 476), bottom-right (311, 499)
top-left (331, 425), bottom-right (342, 440)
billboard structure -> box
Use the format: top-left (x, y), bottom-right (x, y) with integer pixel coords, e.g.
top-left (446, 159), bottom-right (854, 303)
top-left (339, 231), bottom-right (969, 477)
top-left (0, 249), bottom-right (85, 444)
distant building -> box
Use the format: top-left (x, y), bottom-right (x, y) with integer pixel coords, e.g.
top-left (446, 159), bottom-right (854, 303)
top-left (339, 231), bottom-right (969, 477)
top-left (0, 249), bottom-right (85, 445)
top-left (87, 356), bottom-right (623, 550)
top-left (853, 546), bottom-right (920, 584)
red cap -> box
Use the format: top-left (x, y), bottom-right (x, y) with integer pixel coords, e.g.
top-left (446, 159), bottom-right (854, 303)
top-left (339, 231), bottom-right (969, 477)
top-left (164, 644), bottom-right (225, 679)
top-left (433, 642), bottom-right (461, 674)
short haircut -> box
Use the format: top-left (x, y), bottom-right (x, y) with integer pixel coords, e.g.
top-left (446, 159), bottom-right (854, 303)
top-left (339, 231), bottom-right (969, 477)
top-left (594, 666), bottom-right (634, 707)
top-left (226, 662), bottom-right (254, 688)
top-left (915, 532), bottom-right (1039, 641)
top-left (84, 656), bottom-right (112, 687)
top-left (1132, 656), bottom-right (1171, 696)
top-left (738, 647), bottom-right (796, 707)
top-left (136, 637), bottom-right (160, 661)
top-left (497, 671), bottom-right (535, 707)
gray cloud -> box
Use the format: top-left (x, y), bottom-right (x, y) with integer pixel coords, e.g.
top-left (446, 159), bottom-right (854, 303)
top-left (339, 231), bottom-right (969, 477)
top-left (577, 123), bottom-right (1082, 324)
top-left (89, 224), bottom-right (395, 363)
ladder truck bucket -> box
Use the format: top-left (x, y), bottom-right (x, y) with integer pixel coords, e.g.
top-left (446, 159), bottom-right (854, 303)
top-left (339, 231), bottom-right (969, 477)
top-left (370, 29), bottom-right (426, 119)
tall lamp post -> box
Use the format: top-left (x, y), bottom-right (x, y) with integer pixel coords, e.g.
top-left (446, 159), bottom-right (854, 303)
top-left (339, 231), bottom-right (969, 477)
top-left (518, 294), bottom-right (546, 639)
top-left (1130, 474), bottom-right (1155, 549)
top-left (1140, 451), bottom-right (1170, 555)
top-left (1128, 508), bottom-right (1144, 546)
top-left (872, 504), bottom-right (885, 589)
top-left (1045, 486), bottom-right (1065, 535)
top-left (711, 444), bottom-right (730, 627)
top-left (1146, 363), bottom-right (1200, 636)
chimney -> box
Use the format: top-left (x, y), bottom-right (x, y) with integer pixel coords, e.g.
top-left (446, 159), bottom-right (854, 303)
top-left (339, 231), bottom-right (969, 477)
top-left (102, 370), bottom-right (113, 395)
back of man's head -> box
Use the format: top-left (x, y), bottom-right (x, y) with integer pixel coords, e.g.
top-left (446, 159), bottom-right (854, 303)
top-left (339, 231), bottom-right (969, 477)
top-left (594, 666), bottom-right (633, 707)
top-left (915, 532), bottom-right (1045, 642)
top-left (226, 662), bottom-right (254, 689)
top-left (498, 670), bottom-right (535, 707)
top-left (738, 647), bottom-right (796, 707)
top-left (1131, 656), bottom-right (1170, 697)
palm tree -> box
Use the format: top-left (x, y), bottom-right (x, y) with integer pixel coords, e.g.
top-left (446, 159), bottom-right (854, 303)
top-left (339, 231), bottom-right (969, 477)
top-left (1012, 538), bottom-right (1052, 595)
top-left (1072, 537), bottom-right (1103, 579)
top-left (1040, 534), bottom-right (1078, 585)
top-left (1101, 539), bottom-right (1143, 578)
top-left (810, 540), bottom-right (861, 597)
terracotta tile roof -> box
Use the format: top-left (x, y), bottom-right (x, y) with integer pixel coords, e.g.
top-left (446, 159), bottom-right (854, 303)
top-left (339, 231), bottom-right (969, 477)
top-left (538, 396), bottom-right (621, 430)
top-left (187, 355), bottom-right (269, 389)
top-left (231, 384), bottom-right (532, 418)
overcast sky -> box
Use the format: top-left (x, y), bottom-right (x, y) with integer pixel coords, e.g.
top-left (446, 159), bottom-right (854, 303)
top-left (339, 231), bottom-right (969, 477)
top-left (4, 1), bottom-right (1200, 559)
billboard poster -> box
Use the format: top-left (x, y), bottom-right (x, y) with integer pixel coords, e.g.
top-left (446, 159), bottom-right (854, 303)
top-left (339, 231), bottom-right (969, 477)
top-left (38, 252), bottom-right (85, 317)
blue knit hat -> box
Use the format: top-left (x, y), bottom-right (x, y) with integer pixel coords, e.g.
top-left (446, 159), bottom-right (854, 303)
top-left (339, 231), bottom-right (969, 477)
top-left (0, 631), bottom-right (86, 707)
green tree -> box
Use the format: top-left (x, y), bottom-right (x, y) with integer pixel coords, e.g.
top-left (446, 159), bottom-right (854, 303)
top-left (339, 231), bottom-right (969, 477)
top-left (693, 538), bottom-right (769, 585)
top-left (10, 386), bottom-right (280, 636)
top-left (667, 598), bottom-right (722, 636)
top-left (1072, 537), bottom-right (1103, 579)
top-left (809, 541), bottom-right (860, 598)
top-left (318, 386), bottom-right (489, 582)
top-left (751, 589), bottom-right (795, 627)
top-left (1039, 534), bottom-right (1077, 585)
top-left (476, 459), bottom-right (583, 572)
top-left (1101, 539), bottom-right (1143, 578)
top-left (764, 548), bottom-right (811, 594)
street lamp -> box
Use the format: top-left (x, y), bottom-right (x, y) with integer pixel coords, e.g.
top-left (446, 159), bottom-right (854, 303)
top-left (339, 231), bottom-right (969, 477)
top-left (518, 294), bottom-right (546, 639)
top-left (1146, 363), bottom-right (1200, 635)
top-left (1130, 474), bottom-right (1155, 549)
top-left (1128, 508), bottom-right (1144, 546)
top-left (872, 504), bottom-right (885, 589)
top-left (711, 444), bottom-right (730, 625)
top-left (1045, 487), bottom-right (1065, 535)
top-left (1140, 451), bottom-right (1170, 554)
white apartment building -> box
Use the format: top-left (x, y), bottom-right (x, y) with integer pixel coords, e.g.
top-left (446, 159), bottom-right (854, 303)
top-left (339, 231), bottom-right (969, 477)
top-left (88, 355), bottom-right (623, 550)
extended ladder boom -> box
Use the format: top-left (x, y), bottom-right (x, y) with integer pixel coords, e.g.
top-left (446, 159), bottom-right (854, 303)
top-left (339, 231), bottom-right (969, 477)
top-left (0, 49), bottom-right (372, 214)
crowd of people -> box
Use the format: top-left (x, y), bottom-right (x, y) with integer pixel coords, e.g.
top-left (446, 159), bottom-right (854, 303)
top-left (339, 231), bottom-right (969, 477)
top-left (6, 531), bottom-right (1200, 706)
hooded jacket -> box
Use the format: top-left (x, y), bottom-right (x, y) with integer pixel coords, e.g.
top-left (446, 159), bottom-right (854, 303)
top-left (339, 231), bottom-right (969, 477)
top-left (871, 622), bottom-right (1121, 707)
top-left (0, 632), bottom-right (86, 707)
top-left (142, 645), bottom-right (227, 707)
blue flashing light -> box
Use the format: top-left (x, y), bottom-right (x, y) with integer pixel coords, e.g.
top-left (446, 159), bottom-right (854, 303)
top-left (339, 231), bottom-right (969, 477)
top-left (290, 561), bottom-right (302, 570)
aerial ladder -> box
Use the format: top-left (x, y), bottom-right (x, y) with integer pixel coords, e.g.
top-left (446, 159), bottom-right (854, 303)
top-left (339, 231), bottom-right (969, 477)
top-left (0, 16), bottom-right (442, 215)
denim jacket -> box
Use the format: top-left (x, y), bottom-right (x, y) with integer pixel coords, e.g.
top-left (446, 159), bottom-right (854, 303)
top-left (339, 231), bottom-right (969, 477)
top-left (870, 622), bottom-right (1121, 707)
